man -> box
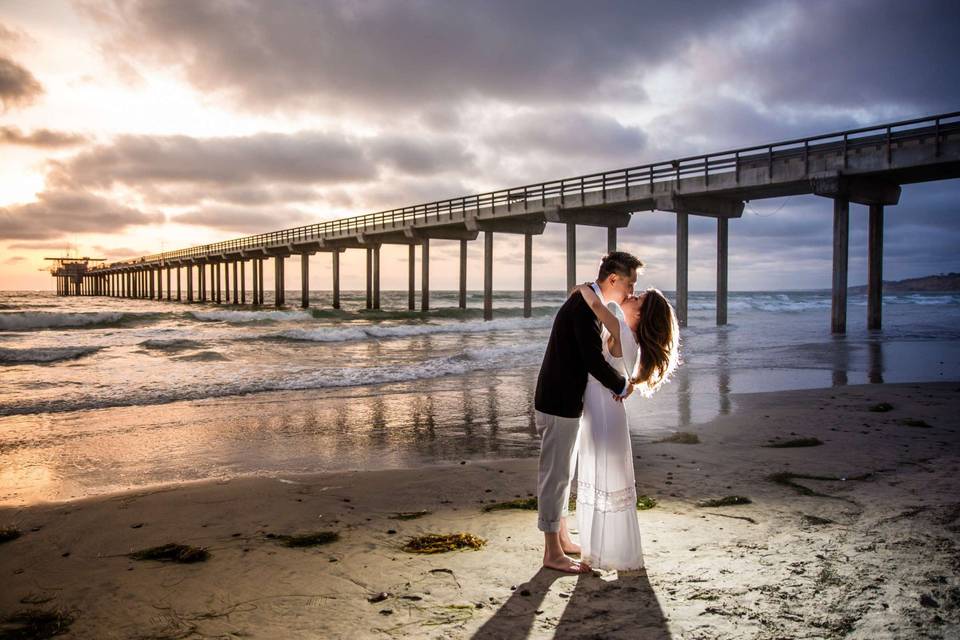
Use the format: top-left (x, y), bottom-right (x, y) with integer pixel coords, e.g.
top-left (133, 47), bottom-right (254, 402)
top-left (533, 250), bottom-right (642, 573)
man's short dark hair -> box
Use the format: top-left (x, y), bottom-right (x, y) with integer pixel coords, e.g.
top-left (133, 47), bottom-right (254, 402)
top-left (598, 251), bottom-right (643, 281)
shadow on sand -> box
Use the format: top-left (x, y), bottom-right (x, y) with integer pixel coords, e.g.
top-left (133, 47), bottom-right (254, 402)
top-left (472, 565), bottom-right (671, 639)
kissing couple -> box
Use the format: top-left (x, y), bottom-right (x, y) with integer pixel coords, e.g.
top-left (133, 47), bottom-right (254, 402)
top-left (534, 250), bottom-right (680, 573)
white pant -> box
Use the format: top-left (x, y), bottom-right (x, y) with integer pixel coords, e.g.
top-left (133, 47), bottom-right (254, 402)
top-left (535, 409), bottom-right (581, 533)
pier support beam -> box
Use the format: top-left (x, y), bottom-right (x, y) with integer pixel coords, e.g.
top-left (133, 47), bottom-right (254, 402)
top-left (676, 213), bottom-right (689, 328)
top-left (224, 261), bottom-right (230, 303)
top-left (166, 267), bottom-right (171, 301)
top-left (717, 217), bottom-right (728, 326)
top-left (408, 245), bottom-right (416, 310)
top-left (301, 253), bottom-right (310, 308)
top-left (199, 264), bottom-right (206, 302)
top-left (274, 256), bottom-right (285, 307)
top-left (215, 262), bottom-right (222, 304)
top-left (459, 239), bottom-right (468, 309)
top-left (176, 267), bottom-right (181, 301)
top-left (421, 238), bottom-right (430, 312)
top-left (831, 197), bottom-right (850, 334)
top-left (250, 260), bottom-right (258, 305)
top-left (240, 261), bottom-right (245, 304)
top-left (257, 258), bottom-right (265, 305)
top-left (607, 227), bottom-right (617, 253)
top-left (332, 251), bottom-right (340, 309)
top-left (484, 230), bottom-right (493, 321)
top-left (868, 204), bottom-right (884, 330)
top-left (149, 268), bottom-right (155, 299)
top-left (566, 222), bottom-right (576, 293)
top-left (524, 233), bottom-right (533, 318)
top-left (365, 248), bottom-right (372, 310)
top-left (372, 245), bottom-right (380, 310)
top-left (232, 261), bottom-right (238, 304)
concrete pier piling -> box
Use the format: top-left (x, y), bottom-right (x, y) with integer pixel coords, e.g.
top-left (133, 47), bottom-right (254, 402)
top-left (373, 245), bottom-right (381, 310)
top-left (301, 253), bottom-right (309, 309)
top-left (868, 204), bottom-right (884, 330)
top-left (408, 245), bottom-right (416, 310)
top-left (274, 255), bottom-right (285, 307)
top-left (566, 222), bottom-right (576, 293)
top-left (717, 217), bottom-right (728, 326)
top-left (831, 197), bottom-right (849, 334)
top-left (524, 233), bottom-right (532, 319)
top-left (483, 230), bottom-right (493, 321)
top-left (421, 238), bottom-right (430, 312)
top-left (332, 252), bottom-right (340, 309)
top-left (365, 248), bottom-right (372, 310)
top-left (459, 240), bottom-right (467, 310)
top-left (676, 213), bottom-right (689, 328)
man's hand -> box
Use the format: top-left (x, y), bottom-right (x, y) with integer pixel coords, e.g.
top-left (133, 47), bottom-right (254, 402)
top-left (611, 381), bottom-right (635, 403)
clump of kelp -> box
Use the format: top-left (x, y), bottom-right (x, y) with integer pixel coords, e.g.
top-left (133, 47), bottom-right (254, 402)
top-left (901, 418), bottom-right (932, 428)
top-left (764, 437), bottom-right (823, 448)
top-left (0, 526), bottom-right (21, 544)
top-left (767, 471), bottom-right (872, 500)
top-left (869, 402), bottom-right (894, 412)
top-left (402, 533), bottom-right (486, 554)
top-left (654, 431), bottom-right (700, 444)
top-left (636, 495), bottom-right (658, 510)
top-left (696, 495), bottom-right (752, 508)
top-left (128, 543), bottom-right (209, 563)
top-left (264, 531), bottom-right (340, 547)
top-left (482, 497), bottom-right (538, 512)
top-left (389, 510), bottom-right (431, 520)
top-left (0, 607), bottom-right (75, 639)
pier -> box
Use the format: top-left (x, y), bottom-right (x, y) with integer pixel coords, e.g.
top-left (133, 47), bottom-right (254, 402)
top-left (59, 111), bottom-right (960, 333)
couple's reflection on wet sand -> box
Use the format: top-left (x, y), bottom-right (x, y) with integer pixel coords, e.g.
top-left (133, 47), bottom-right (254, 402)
top-left (472, 567), bottom-right (670, 639)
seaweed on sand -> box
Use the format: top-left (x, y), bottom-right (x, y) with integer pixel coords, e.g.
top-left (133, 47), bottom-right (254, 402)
top-left (695, 495), bottom-right (752, 508)
top-left (0, 607), bottom-right (75, 639)
top-left (654, 432), bottom-right (700, 444)
top-left (389, 511), bottom-right (431, 520)
top-left (128, 543), bottom-right (209, 563)
top-left (767, 471), bottom-right (872, 500)
top-left (636, 495), bottom-right (658, 510)
top-left (265, 531), bottom-right (339, 547)
top-left (764, 437), bottom-right (823, 448)
top-left (0, 526), bottom-right (21, 544)
top-left (401, 533), bottom-right (486, 554)
top-left (901, 418), bottom-right (932, 428)
top-left (482, 497), bottom-right (537, 512)
top-left (869, 402), bottom-right (894, 412)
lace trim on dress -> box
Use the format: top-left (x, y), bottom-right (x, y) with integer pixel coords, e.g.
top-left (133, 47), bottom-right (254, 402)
top-left (575, 480), bottom-right (636, 513)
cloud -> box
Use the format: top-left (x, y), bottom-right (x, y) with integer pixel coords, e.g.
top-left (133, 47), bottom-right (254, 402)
top-left (4, 255), bottom-right (24, 264)
top-left (0, 190), bottom-right (164, 240)
top-left (484, 109), bottom-right (647, 161)
top-left (172, 205), bottom-right (316, 234)
top-left (81, 0), bottom-right (766, 114)
top-left (0, 55), bottom-right (43, 110)
top-left (0, 126), bottom-right (87, 147)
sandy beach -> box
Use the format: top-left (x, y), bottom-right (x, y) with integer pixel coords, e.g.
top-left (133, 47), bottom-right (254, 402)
top-left (2, 380), bottom-right (958, 639)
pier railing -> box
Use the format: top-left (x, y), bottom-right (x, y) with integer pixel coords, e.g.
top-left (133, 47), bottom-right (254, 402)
top-left (102, 110), bottom-right (960, 268)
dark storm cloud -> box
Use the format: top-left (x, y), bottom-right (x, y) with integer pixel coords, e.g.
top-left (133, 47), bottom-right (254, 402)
top-left (0, 126), bottom-right (87, 147)
top-left (0, 190), bottom-right (163, 240)
top-left (82, 0), bottom-right (765, 113)
top-left (0, 55), bottom-right (43, 110)
top-left (710, 0), bottom-right (960, 113)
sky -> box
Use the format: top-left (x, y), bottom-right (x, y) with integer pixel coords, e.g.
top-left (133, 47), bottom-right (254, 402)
top-left (1, 0), bottom-right (959, 293)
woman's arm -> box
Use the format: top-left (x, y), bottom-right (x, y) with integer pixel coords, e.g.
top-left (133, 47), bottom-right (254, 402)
top-left (575, 284), bottom-right (621, 342)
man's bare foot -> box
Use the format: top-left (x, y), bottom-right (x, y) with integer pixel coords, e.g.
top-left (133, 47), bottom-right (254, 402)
top-left (543, 554), bottom-right (592, 574)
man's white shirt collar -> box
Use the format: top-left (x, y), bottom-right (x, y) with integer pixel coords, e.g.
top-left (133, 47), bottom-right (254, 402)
top-left (589, 281), bottom-right (606, 305)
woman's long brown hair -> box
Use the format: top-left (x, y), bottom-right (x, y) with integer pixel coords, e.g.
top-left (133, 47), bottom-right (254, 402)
top-left (629, 288), bottom-right (680, 396)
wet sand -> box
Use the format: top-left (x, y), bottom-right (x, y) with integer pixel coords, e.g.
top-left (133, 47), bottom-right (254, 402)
top-left (1, 381), bottom-right (958, 639)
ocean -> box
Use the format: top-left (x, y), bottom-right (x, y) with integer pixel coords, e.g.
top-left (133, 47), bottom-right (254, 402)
top-left (1, 288), bottom-right (959, 506)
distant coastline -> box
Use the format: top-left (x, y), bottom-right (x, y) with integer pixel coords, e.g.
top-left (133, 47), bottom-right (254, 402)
top-left (848, 272), bottom-right (960, 293)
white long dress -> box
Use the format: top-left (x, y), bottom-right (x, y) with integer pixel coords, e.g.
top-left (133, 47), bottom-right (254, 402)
top-left (575, 302), bottom-right (644, 571)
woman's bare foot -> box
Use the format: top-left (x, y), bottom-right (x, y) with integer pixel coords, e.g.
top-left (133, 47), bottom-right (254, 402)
top-left (543, 553), bottom-right (591, 574)
top-left (560, 538), bottom-right (581, 555)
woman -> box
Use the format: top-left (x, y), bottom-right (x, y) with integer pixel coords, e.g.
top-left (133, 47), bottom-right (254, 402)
top-left (572, 283), bottom-right (680, 571)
